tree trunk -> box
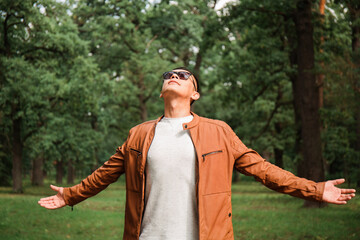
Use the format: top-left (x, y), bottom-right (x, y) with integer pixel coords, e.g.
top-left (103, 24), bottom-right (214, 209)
top-left (348, 3), bottom-right (360, 187)
top-left (274, 122), bottom-right (284, 169)
top-left (274, 88), bottom-right (284, 168)
top-left (56, 160), bottom-right (64, 184)
top-left (274, 148), bottom-right (283, 168)
top-left (317, 0), bottom-right (326, 110)
top-left (12, 116), bottom-right (23, 193)
top-left (283, 14), bottom-right (302, 167)
top-left (91, 115), bottom-right (100, 172)
top-left (294, 0), bottom-right (326, 208)
top-left (139, 94), bottom-right (147, 122)
top-left (138, 74), bottom-right (147, 122)
top-left (317, 0), bottom-right (327, 179)
top-left (31, 155), bottom-right (44, 186)
top-left (232, 169), bottom-right (240, 183)
top-left (194, 50), bottom-right (202, 79)
top-left (67, 159), bottom-right (75, 184)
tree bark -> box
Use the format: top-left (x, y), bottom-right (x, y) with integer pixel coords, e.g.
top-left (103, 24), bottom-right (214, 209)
top-left (274, 147), bottom-right (284, 168)
top-left (138, 73), bottom-right (147, 122)
top-left (317, 0), bottom-right (326, 110)
top-left (294, 0), bottom-right (325, 208)
top-left (274, 122), bottom-right (284, 168)
top-left (348, 3), bottom-right (360, 187)
top-left (139, 93), bottom-right (147, 122)
top-left (274, 87), bottom-right (284, 168)
top-left (194, 50), bottom-right (202, 79)
top-left (12, 116), bottom-right (23, 193)
top-left (56, 160), bottom-right (64, 184)
top-left (232, 169), bottom-right (240, 183)
top-left (91, 115), bottom-right (100, 172)
top-left (67, 159), bottom-right (75, 184)
top-left (283, 13), bottom-right (302, 166)
top-left (31, 155), bottom-right (44, 186)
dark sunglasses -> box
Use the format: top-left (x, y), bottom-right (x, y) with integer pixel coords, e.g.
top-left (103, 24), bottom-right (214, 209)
top-left (162, 71), bottom-right (197, 91)
top-left (162, 71), bottom-right (192, 80)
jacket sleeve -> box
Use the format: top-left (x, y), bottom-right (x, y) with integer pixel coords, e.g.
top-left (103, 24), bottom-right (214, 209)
top-left (62, 143), bottom-right (127, 206)
top-left (231, 132), bottom-right (325, 202)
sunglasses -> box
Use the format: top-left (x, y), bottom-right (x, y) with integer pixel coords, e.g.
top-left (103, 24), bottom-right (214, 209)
top-left (162, 71), bottom-right (197, 91)
top-left (162, 71), bottom-right (192, 80)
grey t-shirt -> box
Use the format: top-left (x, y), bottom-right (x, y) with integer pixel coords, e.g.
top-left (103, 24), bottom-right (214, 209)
top-left (139, 115), bottom-right (198, 240)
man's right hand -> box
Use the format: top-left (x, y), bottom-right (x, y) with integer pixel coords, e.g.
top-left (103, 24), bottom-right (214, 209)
top-left (38, 185), bottom-right (66, 209)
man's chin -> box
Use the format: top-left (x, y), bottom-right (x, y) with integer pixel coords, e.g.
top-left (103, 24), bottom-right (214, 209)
top-left (161, 89), bottom-right (187, 98)
top-left (162, 87), bottom-right (180, 93)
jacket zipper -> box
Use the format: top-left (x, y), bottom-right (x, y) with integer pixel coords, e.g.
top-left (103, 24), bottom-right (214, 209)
top-left (188, 129), bottom-right (200, 240)
top-left (130, 148), bottom-right (142, 157)
top-left (202, 150), bottom-right (223, 161)
top-left (136, 124), bottom-right (156, 239)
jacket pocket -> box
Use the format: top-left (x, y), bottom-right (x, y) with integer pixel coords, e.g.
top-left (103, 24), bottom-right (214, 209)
top-left (126, 147), bottom-right (142, 192)
top-left (201, 149), bottom-right (231, 194)
top-left (130, 148), bottom-right (142, 172)
top-left (202, 150), bottom-right (223, 162)
top-left (202, 191), bottom-right (233, 239)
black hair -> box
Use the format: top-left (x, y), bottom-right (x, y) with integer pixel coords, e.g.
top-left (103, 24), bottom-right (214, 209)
top-left (172, 67), bottom-right (200, 105)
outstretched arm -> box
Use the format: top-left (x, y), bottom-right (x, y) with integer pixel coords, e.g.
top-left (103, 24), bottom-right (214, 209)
top-left (38, 185), bottom-right (66, 209)
top-left (322, 179), bottom-right (356, 205)
top-left (231, 131), bottom-right (357, 203)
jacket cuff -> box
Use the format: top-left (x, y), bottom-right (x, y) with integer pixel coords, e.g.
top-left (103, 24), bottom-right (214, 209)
top-left (315, 182), bottom-right (326, 201)
top-left (63, 187), bottom-right (75, 206)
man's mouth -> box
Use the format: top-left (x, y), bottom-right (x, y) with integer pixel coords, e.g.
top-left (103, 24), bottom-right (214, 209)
top-left (168, 80), bottom-right (180, 85)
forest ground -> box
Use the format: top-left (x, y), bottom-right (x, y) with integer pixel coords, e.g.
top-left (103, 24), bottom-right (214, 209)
top-left (0, 176), bottom-right (359, 240)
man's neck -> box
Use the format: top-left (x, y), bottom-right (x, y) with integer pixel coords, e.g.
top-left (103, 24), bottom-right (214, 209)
top-left (163, 98), bottom-right (191, 118)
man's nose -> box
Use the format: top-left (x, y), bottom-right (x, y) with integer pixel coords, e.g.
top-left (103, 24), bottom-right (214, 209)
top-left (170, 73), bottom-right (179, 79)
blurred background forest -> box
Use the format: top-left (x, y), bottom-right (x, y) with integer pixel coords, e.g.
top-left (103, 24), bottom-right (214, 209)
top-left (0, 0), bottom-right (359, 206)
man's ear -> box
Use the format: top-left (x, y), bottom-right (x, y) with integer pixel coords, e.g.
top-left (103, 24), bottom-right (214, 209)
top-left (191, 91), bottom-right (200, 101)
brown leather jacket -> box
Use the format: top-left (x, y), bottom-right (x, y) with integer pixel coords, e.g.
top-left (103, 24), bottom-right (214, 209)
top-left (63, 112), bottom-right (325, 240)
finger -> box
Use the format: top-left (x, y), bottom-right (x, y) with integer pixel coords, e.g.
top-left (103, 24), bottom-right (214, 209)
top-left (39, 202), bottom-right (58, 209)
top-left (338, 195), bottom-right (352, 201)
top-left (38, 196), bottom-right (56, 202)
top-left (38, 199), bottom-right (56, 205)
top-left (42, 200), bottom-right (65, 209)
top-left (38, 198), bottom-right (61, 208)
top-left (340, 189), bottom-right (356, 194)
top-left (38, 200), bottom-right (54, 205)
top-left (330, 178), bottom-right (345, 186)
top-left (45, 205), bottom-right (63, 210)
top-left (38, 201), bottom-right (54, 208)
top-left (338, 193), bottom-right (356, 200)
top-left (50, 185), bottom-right (60, 192)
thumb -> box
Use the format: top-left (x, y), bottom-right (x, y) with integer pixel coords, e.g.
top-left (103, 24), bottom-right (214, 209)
top-left (50, 184), bottom-right (61, 193)
top-left (50, 184), bottom-right (64, 197)
top-left (329, 178), bottom-right (345, 186)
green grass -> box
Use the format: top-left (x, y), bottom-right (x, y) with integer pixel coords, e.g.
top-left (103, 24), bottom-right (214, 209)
top-left (0, 177), bottom-right (359, 240)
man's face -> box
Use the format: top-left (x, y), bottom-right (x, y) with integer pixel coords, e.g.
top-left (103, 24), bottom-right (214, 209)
top-left (160, 69), bottom-right (199, 103)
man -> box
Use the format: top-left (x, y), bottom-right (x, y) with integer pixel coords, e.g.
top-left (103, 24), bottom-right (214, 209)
top-left (38, 67), bottom-right (356, 240)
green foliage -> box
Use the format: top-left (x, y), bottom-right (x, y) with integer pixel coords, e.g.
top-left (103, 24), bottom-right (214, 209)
top-left (318, 1), bottom-right (360, 184)
top-left (0, 0), bottom-right (114, 184)
top-left (207, 0), bottom-right (297, 168)
top-left (0, 0), bottom-right (359, 186)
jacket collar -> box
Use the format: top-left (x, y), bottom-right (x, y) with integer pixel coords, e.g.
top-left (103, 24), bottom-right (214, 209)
top-left (155, 111), bottom-right (200, 130)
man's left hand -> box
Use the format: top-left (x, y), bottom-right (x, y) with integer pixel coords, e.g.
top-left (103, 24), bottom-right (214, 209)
top-left (322, 179), bottom-right (356, 205)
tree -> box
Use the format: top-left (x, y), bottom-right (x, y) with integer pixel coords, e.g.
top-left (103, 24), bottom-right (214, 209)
top-left (217, 1), bottom-right (328, 207)
top-left (0, 0), bottom-right (104, 190)
top-left (346, 0), bottom-right (360, 186)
